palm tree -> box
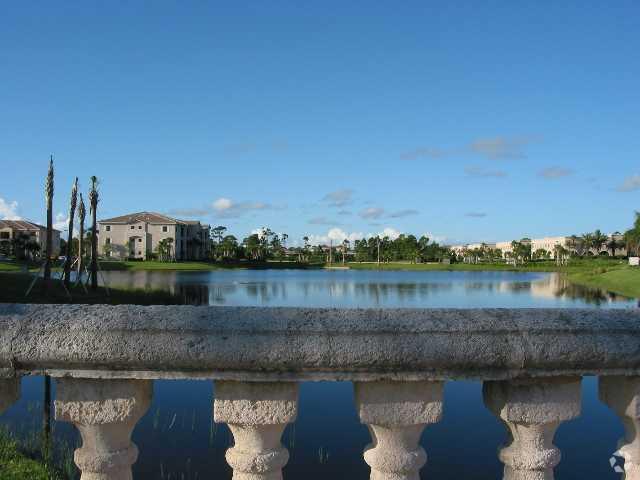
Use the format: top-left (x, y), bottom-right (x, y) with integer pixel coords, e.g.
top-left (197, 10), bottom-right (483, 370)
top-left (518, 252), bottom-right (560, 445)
top-left (88, 176), bottom-right (99, 290)
top-left (342, 239), bottom-right (350, 264)
top-left (607, 236), bottom-right (624, 258)
top-left (42, 157), bottom-right (54, 293)
top-left (63, 178), bottom-right (78, 287)
top-left (591, 229), bottom-right (608, 255)
top-left (77, 194), bottom-right (86, 281)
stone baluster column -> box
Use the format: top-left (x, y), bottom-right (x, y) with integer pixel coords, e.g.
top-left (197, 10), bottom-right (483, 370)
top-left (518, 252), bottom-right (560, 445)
top-left (0, 378), bottom-right (19, 414)
top-left (354, 380), bottom-right (444, 480)
top-left (214, 381), bottom-right (299, 480)
top-left (599, 376), bottom-right (640, 480)
top-left (55, 378), bottom-right (152, 480)
top-left (483, 377), bottom-right (581, 480)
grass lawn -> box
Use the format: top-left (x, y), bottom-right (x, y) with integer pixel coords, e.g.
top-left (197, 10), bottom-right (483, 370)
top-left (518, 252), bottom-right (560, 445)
top-left (566, 265), bottom-right (640, 298)
top-left (0, 432), bottom-right (65, 480)
top-left (0, 272), bottom-right (184, 305)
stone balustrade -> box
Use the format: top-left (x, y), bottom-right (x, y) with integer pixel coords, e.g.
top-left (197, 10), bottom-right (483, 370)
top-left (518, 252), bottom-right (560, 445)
top-left (1, 304), bottom-right (640, 479)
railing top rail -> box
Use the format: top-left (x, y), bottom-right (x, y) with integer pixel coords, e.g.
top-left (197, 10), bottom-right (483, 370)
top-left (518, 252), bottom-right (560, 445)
top-left (2, 304), bottom-right (639, 381)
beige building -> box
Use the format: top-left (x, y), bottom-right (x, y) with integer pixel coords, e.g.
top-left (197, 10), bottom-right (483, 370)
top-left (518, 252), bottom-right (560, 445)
top-left (97, 212), bottom-right (210, 261)
top-left (0, 219), bottom-right (61, 258)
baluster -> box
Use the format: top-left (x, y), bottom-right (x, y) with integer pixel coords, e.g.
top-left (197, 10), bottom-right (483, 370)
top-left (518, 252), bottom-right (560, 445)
top-left (600, 376), bottom-right (640, 480)
top-left (0, 378), bottom-right (19, 414)
top-left (354, 380), bottom-right (444, 480)
top-left (483, 377), bottom-right (581, 480)
top-left (214, 381), bottom-right (299, 480)
top-left (55, 378), bottom-right (152, 480)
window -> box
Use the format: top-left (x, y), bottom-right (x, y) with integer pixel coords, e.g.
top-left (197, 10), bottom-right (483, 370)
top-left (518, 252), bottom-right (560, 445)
top-left (0, 232), bottom-right (9, 239)
top-left (163, 226), bottom-right (168, 232)
top-left (105, 225), bottom-right (111, 232)
top-left (130, 226), bottom-right (135, 230)
top-left (106, 238), bottom-right (111, 244)
top-left (138, 226), bottom-right (142, 229)
top-left (138, 251), bottom-right (142, 255)
top-left (138, 238), bottom-right (142, 243)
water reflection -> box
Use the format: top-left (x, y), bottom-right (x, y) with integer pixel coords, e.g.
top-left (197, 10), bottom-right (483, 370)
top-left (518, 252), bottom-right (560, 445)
top-left (100, 270), bottom-right (637, 308)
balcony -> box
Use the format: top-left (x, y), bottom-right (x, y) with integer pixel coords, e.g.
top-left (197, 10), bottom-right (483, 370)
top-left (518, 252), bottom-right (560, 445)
top-left (1, 304), bottom-right (639, 479)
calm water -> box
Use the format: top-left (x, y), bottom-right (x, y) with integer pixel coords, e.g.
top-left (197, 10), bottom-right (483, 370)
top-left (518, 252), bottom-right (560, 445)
top-left (102, 269), bottom-right (638, 308)
top-left (2, 270), bottom-right (636, 479)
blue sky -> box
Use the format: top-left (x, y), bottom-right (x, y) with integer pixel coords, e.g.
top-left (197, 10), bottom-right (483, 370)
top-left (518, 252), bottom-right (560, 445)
top-left (1, 1), bottom-right (639, 245)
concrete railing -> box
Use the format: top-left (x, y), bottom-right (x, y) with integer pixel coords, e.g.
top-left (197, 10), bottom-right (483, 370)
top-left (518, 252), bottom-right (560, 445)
top-left (1, 304), bottom-right (640, 479)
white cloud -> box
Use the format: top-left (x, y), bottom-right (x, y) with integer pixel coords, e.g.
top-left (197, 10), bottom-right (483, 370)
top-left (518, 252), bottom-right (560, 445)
top-left (0, 198), bottom-right (20, 220)
top-left (211, 197), bottom-right (280, 218)
top-left (213, 198), bottom-right (234, 211)
top-left (305, 226), bottom-right (411, 245)
top-left (359, 207), bottom-right (385, 220)
top-left (617, 175), bottom-right (640, 192)
top-left (423, 232), bottom-right (448, 243)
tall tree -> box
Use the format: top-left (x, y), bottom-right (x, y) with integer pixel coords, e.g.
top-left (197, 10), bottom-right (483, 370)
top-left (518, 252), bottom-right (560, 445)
top-left (63, 177), bottom-right (78, 287)
top-left (42, 156), bottom-right (54, 293)
top-left (77, 194), bottom-right (86, 280)
top-left (88, 176), bottom-right (99, 290)
top-left (591, 229), bottom-right (608, 255)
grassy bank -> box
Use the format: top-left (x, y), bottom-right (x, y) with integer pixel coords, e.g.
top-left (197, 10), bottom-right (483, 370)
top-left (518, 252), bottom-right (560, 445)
top-left (0, 431), bottom-right (64, 480)
top-left (98, 259), bottom-right (322, 271)
top-left (0, 272), bottom-right (184, 305)
top-left (346, 261), bottom-right (560, 272)
top-left (566, 266), bottom-right (640, 298)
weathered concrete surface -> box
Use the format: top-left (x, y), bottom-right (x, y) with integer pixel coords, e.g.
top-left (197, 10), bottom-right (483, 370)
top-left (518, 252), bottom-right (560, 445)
top-left (483, 377), bottom-right (581, 480)
top-left (55, 378), bottom-right (152, 480)
top-left (355, 381), bottom-right (443, 480)
top-left (1, 304), bottom-right (640, 381)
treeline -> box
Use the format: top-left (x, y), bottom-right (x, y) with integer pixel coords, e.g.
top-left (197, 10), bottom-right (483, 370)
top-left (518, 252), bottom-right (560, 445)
top-left (207, 227), bottom-right (451, 263)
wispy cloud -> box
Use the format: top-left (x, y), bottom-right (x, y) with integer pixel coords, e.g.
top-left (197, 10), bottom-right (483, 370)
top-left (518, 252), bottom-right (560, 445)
top-left (399, 147), bottom-right (447, 161)
top-left (401, 135), bottom-right (538, 161)
top-left (212, 197), bottom-right (282, 218)
top-left (359, 207), bottom-right (385, 220)
top-left (464, 166), bottom-right (507, 178)
top-left (469, 136), bottom-right (535, 160)
top-left (0, 198), bottom-right (20, 220)
top-left (337, 209), bottom-right (352, 216)
top-left (308, 216), bottom-right (342, 226)
top-left (322, 189), bottom-right (354, 207)
top-left (538, 167), bottom-right (572, 179)
top-left (465, 212), bottom-right (487, 218)
top-left (617, 174), bottom-right (640, 192)
top-left (388, 209), bottom-right (419, 218)
top-left (359, 207), bottom-right (419, 220)
top-left (166, 208), bottom-right (211, 217)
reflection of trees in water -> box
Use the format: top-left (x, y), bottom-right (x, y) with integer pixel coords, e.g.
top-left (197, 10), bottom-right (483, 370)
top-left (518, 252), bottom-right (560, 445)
top-left (103, 271), bottom-right (636, 307)
top-left (531, 273), bottom-right (632, 306)
top-left (176, 284), bottom-right (210, 305)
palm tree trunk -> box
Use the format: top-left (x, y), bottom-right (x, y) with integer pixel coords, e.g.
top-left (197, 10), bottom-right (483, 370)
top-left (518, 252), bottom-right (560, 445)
top-left (90, 205), bottom-right (98, 290)
top-left (63, 178), bottom-right (78, 287)
top-left (42, 158), bottom-right (54, 294)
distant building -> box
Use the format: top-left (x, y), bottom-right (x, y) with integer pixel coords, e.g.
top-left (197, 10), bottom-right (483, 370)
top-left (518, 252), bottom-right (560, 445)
top-left (97, 212), bottom-right (210, 260)
top-left (0, 219), bottom-right (61, 257)
top-left (453, 234), bottom-right (627, 260)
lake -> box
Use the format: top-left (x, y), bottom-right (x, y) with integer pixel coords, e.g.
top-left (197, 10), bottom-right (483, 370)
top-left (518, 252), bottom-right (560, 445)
top-left (2, 270), bottom-right (637, 479)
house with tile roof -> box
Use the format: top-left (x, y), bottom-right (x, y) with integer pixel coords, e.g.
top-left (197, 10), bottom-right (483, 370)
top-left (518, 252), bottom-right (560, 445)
top-left (0, 219), bottom-right (61, 258)
top-left (98, 212), bottom-right (210, 260)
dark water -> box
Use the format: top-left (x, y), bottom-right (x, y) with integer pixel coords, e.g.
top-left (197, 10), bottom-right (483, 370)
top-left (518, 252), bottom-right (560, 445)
top-left (1, 270), bottom-right (636, 479)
